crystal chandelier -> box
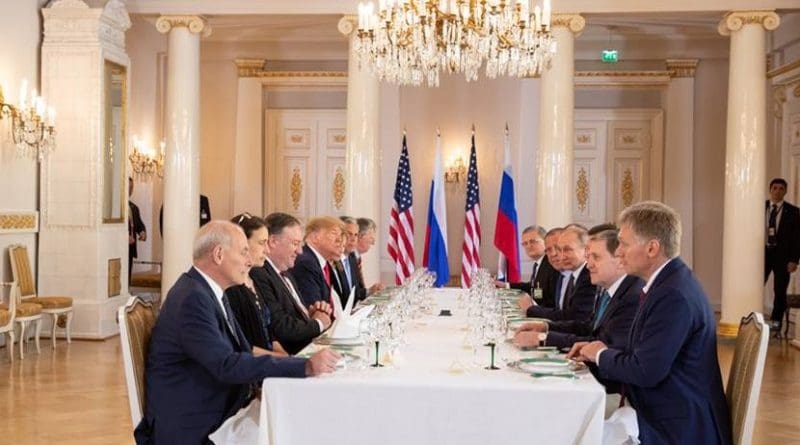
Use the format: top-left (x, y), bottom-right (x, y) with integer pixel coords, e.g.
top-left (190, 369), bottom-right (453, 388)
top-left (355, 0), bottom-right (555, 87)
top-left (128, 136), bottom-right (164, 180)
top-left (0, 81), bottom-right (57, 162)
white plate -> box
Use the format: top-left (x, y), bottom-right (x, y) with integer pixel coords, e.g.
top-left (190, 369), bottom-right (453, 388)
top-left (518, 358), bottom-right (571, 373)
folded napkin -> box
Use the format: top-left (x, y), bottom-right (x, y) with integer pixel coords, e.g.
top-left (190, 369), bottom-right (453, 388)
top-left (208, 398), bottom-right (261, 445)
top-left (602, 406), bottom-right (640, 445)
top-left (329, 287), bottom-right (374, 339)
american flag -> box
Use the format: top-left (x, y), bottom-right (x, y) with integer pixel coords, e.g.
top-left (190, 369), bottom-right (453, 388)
top-left (461, 132), bottom-right (481, 288)
top-left (388, 134), bottom-right (415, 285)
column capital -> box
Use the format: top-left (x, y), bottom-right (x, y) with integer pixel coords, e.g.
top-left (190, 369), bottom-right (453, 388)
top-left (234, 58), bottom-right (266, 77)
top-left (666, 59), bottom-right (699, 78)
top-left (550, 14), bottom-right (585, 35)
top-left (718, 10), bottom-right (779, 36)
top-left (337, 15), bottom-right (358, 37)
top-left (156, 15), bottom-right (211, 37)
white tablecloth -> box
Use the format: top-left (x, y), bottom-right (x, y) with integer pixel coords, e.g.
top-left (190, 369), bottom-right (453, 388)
top-left (259, 289), bottom-right (605, 445)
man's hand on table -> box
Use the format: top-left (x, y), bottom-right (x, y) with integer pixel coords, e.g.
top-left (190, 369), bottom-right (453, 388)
top-left (577, 341), bottom-right (607, 364)
top-left (517, 295), bottom-right (534, 312)
top-left (305, 349), bottom-right (341, 376)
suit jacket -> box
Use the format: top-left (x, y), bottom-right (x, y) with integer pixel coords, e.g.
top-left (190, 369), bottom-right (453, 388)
top-left (765, 200), bottom-right (800, 264)
top-left (545, 274), bottom-right (642, 351)
top-left (288, 245), bottom-right (331, 307)
top-left (158, 194), bottom-right (212, 236)
top-left (597, 258), bottom-right (732, 445)
top-left (134, 267), bottom-right (307, 445)
top-left (527, 265), bottom-right (597, 322)
top-left (332, 254), bottom-right (368, 307)
top-left (128, 201), bottom-right (146, 258)
top-left (511, 255), bottom-right (558, 307)
top-left (251, 264), bottom-right (323, 355)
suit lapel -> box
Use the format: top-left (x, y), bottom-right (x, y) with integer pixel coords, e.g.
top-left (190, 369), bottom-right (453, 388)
top-left (627, 259), bottom-right (682, 347)
top-left (187, 267), bottom-right (242, 348)
top-left (266, 264), bottom-right (309, 319)
top-left (595, 276), bottom-right (632, 330)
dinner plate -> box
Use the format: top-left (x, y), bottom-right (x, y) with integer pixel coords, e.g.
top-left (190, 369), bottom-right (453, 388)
top-left (517, 357), bottom-right (571, 373)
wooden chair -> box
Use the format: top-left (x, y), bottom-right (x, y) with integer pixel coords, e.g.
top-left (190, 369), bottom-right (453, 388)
top-left (1, 278), bottom-right (42, 359)
top-left (726, 312), bottom-right (770, 445)
top-left (0, 281), bottom-right (18, 362)
top-left (8, 244), bottom-right (74, 348)
top-left (118, 296), bottom-right (157, 426)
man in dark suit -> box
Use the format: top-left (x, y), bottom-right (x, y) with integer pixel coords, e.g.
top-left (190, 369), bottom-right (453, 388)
top-left (508, 226), bottom-right (560, 310)
top-left (764, 178), bottom-right (800, 329)
top-left (527, 226), bottom-right (597, 322)
top-left (135, 221), bottom-right (339, 445)
top-left (514, 228), bottom-right (641, 353)
top-left (575, 201), bottom-right (732, 445)
top-left (252, 213), bottom-right (333, 355)
top-left (158, 194), bottom-right (211, 236)
top-left (128, 177), bottom-right (147, 284)
top-left (288, 216), bottom-right (345, 307)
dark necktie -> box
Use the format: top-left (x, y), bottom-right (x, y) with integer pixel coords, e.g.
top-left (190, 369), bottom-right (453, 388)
top-left (221, 295), bottom-right (242, 347)
top-left (563, 275), bottom-right (575, 309)
top-left (768, 204), bottom-right (778, 246)
top-left (529, 262), bottom-right (539, 288)
top-left (592, 290), bottom-right (611, 330)
top-left (639, 289), bottom-right (647, 306)
top-left (356, 256), bottom-right (365, 287)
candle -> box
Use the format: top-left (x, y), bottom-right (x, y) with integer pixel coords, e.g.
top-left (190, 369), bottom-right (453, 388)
top-left (542, 0), bottom-right (550, 28)
top-left (47, 107), bottom-right (56, 126)
top-left (534, 5), bottom-right (541, 29)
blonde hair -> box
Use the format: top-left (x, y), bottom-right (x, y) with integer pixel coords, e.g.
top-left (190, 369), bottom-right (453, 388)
top-left (304, 216), bottom-right (344, 239)
top-left (618, 201), bottom-right (681, 258)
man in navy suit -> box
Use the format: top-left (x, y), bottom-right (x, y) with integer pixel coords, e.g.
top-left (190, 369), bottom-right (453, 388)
top-left (288, 216), bottom-right (345, 307)
top-left (764, 178), bottom-right (800, 330)
top-left (527, 226), bottom-right (597, 322)
top-left (135, 221), bottom-right (340, 445)
top-left (514, 228), bottom-right (641, 353)
top-left (575, 201), bottom-right (732, 445)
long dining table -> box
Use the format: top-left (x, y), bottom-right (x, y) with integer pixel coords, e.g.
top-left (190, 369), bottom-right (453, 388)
top-left (258, 288), bottom-right (606, 445)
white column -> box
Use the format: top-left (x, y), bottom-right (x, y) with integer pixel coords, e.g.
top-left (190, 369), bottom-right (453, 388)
top-left (156, 16), bottom-right (209, 296)
top-left (536, 14), bottom-right (585, 230)
top-left (232, 59), bottom-right (266, 216)
top-left (338, 16), bottom-right (381, 284)
top-left (663, 59), bottom-right (698, 267)
top-left (718, 11), bottom-right (780, 337)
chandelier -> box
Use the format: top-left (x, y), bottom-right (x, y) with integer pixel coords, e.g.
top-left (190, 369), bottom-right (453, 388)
top-left (0, 81), bottom-right (57, 162)
top-left (129, 136), bottom-right (164, 179)
top-left (355, 0), bottom-right (555, 87)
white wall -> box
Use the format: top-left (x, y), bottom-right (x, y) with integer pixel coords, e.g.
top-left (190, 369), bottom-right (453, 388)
top-left (0, 1), bottom-right (45, 306)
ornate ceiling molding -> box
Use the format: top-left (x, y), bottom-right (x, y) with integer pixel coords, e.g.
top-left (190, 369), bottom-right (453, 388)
top-left (665, 59), bottom-right (699, 78)
top-left (550, 14), bottom-right (585, 35)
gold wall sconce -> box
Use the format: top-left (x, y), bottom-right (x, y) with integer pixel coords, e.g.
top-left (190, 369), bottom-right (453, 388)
top-left (445, 155), bottom-right (467, 184)
top-left (129, 135), bottom-right (164, 180)
top-left (0, 80), bottom-right (57, 162)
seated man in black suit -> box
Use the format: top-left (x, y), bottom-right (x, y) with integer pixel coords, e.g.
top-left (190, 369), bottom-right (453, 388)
top-left (251, 213), bottom-right (333, 355)
top-left (527, 226), bottom-right (597, 322)
top-left (505, 225), bottom-right (559, 310)
top-left (288, 216), bottom-right (345, 307)
top-left (135, 221), bottom-right (339, 445)
top-left (513, 228), bottom-right (641, 355)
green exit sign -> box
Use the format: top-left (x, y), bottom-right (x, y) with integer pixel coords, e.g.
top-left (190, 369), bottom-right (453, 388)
top-left (602, 50), bottom-right (618, 63)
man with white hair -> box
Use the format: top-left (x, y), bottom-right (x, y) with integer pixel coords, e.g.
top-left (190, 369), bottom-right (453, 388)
top-left (135, 220), bottom-right (340, 445)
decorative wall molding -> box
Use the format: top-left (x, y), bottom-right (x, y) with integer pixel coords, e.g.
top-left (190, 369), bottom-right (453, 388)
top-left (575, 70), bottom-right (672, 89)
top-left (337, 15), bottom-right (357, 37)
top-left (768, 58), bottom-right (800, 79)
top-left (666, 59), bottom-right (699, 78)
top-left (0, 211), bottom-right (39, 234)
top-left (550, 14), bottom-right (586, 34)
top-left (333, 167), bottom-right (345, 210)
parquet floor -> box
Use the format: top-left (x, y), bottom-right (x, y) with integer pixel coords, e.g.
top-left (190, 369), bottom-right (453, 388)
top-left (0, 337), bottom-right (798, 444)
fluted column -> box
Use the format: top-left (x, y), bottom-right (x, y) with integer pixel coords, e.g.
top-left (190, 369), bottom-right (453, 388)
top-left (156, 16), bottom-right (210, 296)
top-left (718, 10), bottom-right (780, 337)
top-left (536, 14), bottom-right (585, 230)
top-left (338, 16), bottom-right (381, 285)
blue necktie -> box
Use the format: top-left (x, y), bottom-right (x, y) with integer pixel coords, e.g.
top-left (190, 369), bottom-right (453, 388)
top-left (592, 290), bottom-right (611, 330)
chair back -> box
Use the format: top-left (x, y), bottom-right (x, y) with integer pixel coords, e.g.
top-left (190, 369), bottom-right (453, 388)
top-left (8, 244), bottom-right (36, 299)
top-left (726, 312), bottom-right (770, 445)
top-left (0, 281), bottom-right (17, 331)
top-left (118, 296), bottom-right (157, 426)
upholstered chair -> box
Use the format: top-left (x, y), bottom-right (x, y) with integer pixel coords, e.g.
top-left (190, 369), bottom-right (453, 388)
top-left (726, 312), bottom-right (770, 445)
top-left (0, 281), bottom-right (18, 362)
top-left (8, 244), bottom-right (74, 348)
top-left (118, 296), bottom-right (157, 426)
top-left (0, 276), bottom-right (42, 359)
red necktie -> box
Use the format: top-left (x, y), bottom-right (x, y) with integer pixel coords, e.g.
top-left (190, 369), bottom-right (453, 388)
top-left (323, 263), bottom-right (332, 288)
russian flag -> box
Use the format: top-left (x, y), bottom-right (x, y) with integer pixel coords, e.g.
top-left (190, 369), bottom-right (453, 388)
top-left (494, 125), bottom-right (521, 283)
top-left (423, 131), bottom-right (449, 287)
